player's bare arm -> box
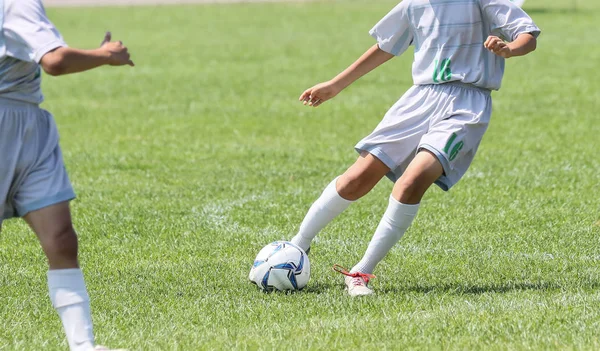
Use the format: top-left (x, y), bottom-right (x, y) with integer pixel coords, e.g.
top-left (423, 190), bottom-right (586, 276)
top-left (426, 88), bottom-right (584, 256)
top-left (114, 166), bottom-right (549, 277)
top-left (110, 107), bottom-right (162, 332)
top-left (484, 33), bottom-right (537, 59)
top-left (40, 32), bottom-right (134, 76)
top-left (299, 44), bottom-right (394, 107)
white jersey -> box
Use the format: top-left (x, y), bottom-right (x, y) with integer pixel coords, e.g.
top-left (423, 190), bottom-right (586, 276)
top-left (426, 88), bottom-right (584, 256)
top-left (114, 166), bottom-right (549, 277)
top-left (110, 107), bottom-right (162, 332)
top-left (0, 0), bottom-right (66, 104)
top-left (370, 0), bottom-right (541, 90)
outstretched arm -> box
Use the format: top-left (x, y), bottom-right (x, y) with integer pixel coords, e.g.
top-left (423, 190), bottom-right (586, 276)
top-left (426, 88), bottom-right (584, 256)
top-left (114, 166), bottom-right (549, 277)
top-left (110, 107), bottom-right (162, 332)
top-left (40, 32), bottom-right (134, 76)
top-left (299, 44), bottom-right (394, 107)
top-left (484, 33), bottom-right (537, 59)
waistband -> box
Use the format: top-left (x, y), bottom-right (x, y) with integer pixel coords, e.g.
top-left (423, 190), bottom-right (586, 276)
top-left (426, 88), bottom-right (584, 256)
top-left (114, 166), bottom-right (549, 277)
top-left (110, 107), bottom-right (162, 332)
top-left (420, 81), bottom-right (492, 96)
top-left (0, 96), bottom-right (40, 109)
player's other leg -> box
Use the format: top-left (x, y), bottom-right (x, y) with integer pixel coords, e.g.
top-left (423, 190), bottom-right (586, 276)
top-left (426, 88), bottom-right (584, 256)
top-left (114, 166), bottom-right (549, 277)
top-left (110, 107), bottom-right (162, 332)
top-left (25, 202), bottom-right (126, 351)
top-left (290, 151), bottom-right (390, 252)
top-left (344, 150), bottom-right (443, 296)
top-left (24, 202), bottom-right (96, 351)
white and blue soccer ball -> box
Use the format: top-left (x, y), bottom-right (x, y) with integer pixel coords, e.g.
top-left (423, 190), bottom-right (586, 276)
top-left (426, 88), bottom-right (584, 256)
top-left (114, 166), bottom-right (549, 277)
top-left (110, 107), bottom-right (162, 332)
top-left (248, 241), bottom-right (310, 291)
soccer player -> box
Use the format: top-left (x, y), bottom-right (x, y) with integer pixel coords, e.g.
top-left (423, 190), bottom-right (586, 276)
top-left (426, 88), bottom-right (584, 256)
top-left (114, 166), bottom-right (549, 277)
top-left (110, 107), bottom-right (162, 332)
top-left (0, 0), bottom-right (133, 349)
top-left (291, 0), bottom-right (540, 297)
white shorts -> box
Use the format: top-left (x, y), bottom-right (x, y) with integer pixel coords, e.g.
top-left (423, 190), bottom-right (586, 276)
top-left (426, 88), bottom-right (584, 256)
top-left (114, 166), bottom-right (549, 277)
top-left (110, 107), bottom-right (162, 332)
top-left (0, 98), bottom-right (75, 224)
top-left (355, 82), bottom-right (492, 191)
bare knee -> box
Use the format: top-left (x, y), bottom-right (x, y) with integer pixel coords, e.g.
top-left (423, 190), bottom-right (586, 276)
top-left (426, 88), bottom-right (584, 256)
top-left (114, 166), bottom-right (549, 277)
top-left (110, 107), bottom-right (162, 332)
top-left (43, 225), bottom-right (79, 268)
top-left (394, 175), bottom-right (431, 204)
top-left (337, 173), bottom-right (375, 201)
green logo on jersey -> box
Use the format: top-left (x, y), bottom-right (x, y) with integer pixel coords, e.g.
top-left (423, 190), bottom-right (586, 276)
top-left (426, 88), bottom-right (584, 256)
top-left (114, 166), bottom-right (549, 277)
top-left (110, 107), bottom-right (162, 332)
top-left (433, 58), bottom-right (452, 83)
top-left (443, 132), bottom-right (464, 161)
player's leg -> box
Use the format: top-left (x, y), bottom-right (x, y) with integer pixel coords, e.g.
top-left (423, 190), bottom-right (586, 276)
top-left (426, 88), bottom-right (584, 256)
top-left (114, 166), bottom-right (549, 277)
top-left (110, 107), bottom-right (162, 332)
top-left (290, 151), bottom-right (390, 251)
top-left (24, 202), bottom-right (96, 351)
top-left (343, 150), bottom-right (442, 296)
top-left (352, 150), bottom-right (442, 273)
top-left (13, 109), bottom-right (118, 351)
top-left (290, 85), bottom-right (432, 252)
top-left (24, 201), bottom-right (79, 269)
top-left (25, 204), bottom-right (124, 351)
top-left (343, 85), bottom-right (492, 296)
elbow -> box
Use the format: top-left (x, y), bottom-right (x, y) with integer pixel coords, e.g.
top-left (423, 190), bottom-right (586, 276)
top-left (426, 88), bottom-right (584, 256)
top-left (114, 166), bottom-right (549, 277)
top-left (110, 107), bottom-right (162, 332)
top-left (43, 64), bottom-right (65, 76)
top-left (42, 60), bottom-right (67, 76)
top-left (529, 38), bottom-right (537, 53)
top-left (40, 49), bottom-right (68, 76)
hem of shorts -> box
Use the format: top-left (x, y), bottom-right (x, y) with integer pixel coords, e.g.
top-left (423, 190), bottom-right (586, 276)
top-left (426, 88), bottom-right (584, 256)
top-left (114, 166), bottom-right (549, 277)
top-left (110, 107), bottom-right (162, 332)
top-left (16, 189), bottom-right (76, 217)
top-left (418, 144), bottom-right (452, 191)
top-left (2, 209), bottom-right (14, 221)
top-left (355, 144), bottom-right (401, 183)
top-left (354, 144), bottom-right (397, 170)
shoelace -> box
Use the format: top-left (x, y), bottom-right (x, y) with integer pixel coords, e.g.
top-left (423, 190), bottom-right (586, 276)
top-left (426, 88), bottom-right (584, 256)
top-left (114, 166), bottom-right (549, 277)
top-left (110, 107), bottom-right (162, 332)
top-left (332, 264), bottom-right (376, 285)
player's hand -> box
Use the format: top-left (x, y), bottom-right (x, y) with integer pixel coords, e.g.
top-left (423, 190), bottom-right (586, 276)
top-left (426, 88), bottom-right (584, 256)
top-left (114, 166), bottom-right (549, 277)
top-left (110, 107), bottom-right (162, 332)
top-left (299, 81), bottom-right (341, 107)
top-left (484, 36), bottom-right (513, 59)
top-left (100, 32), bottom-right (135, 67)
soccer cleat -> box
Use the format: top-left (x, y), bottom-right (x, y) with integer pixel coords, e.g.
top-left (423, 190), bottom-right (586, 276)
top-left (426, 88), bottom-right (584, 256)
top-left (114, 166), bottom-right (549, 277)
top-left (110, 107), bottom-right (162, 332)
top-left (93, 346), bottom-right (128, 351)
top-left (305, 246), bottom-right (311, 255)
top-left (333, 264), bottom-right (376, 297)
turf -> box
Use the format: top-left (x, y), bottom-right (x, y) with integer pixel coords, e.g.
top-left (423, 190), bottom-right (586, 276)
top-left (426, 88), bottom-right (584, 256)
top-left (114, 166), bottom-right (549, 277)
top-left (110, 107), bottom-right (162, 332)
top-left (1, 0), bottom-right (599, 350)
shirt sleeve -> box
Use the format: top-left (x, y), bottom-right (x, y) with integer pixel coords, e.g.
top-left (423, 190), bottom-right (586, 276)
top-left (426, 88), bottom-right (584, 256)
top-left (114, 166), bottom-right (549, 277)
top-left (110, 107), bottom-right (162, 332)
top-left (480, 0), bottom-right (541, 41)
top-left (369, 1), bottom-right (414, 56)
top-left (4, 0), bottom-right (66, 63)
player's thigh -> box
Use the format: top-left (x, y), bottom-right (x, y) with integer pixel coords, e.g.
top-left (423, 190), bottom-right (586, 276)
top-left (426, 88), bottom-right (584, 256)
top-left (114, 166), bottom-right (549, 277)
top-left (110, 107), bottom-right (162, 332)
top-left (392, 150), bottom-right (444, 203)
top-left (344, 151), bottom-right (390, 180)
top-left (338, 151), bottom-right (391, 198)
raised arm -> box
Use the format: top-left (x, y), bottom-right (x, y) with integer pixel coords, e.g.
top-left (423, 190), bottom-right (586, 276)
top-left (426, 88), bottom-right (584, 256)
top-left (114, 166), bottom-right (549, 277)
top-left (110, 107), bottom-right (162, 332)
top-left (40, 32), bottom-right (134, 76)
top-left (299, 44), bottom-right (394, 107)
top-left (484, 33), bottom-right (537, 59)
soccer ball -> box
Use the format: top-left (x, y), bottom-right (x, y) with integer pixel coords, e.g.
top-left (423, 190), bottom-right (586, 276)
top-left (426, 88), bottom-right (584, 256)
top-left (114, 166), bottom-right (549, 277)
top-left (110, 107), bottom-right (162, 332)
top-left (248, 241), bottom-right (310, 291)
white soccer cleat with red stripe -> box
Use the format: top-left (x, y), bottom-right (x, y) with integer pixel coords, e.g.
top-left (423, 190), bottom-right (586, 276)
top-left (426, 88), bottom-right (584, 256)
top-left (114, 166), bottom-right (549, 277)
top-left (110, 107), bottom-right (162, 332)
top-left (334, 264), bottom-right (376, 297)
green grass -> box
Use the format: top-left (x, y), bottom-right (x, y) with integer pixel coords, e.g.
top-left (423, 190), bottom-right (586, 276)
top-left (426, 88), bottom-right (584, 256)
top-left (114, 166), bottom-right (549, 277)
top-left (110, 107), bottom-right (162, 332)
top-left (1, 0), bottom-right (599, 349)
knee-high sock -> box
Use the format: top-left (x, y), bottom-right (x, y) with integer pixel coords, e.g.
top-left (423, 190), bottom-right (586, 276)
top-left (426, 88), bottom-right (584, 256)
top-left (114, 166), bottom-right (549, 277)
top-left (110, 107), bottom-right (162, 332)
top-left (290, 177), bottom-right (353, 251)
top-left (351, 196), bottom-right (419, 274)
top-left (48, 269), bottom-right (95, 351)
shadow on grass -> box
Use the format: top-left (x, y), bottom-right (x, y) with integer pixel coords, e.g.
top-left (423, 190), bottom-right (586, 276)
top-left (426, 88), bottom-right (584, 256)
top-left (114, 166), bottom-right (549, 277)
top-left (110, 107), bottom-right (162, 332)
top-left (379, 280), bottom-right (600, 295)
top-left (524, 7), bottom-right (580, 14)
top-left (300, 283), bottom-right (338, 294)
top-left (253, 282), bottom-right (336, 295)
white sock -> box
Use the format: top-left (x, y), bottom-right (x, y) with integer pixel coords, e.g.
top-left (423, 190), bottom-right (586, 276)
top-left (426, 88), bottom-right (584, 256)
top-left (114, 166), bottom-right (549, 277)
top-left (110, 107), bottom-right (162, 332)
top-left (48, 269), bottom-right (95, 351)
top-left (290, 177), bottom-right (353, 251)
top-left (351, 196), bottom-right (419, 275)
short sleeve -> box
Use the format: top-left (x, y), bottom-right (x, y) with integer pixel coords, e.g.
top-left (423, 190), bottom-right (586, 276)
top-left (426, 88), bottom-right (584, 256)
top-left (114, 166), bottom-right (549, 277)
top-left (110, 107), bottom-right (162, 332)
top-left (3, 0), bottom-right (66, 63)
top-left (369, 1), bottom-right (414, 56)
top-left (480, 0), bottom-right (541, 41)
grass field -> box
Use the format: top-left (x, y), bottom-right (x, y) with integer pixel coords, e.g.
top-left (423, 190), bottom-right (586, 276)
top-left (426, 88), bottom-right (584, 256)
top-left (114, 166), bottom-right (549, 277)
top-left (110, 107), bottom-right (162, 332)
top-left (1, 0), bottom-right (599, 350)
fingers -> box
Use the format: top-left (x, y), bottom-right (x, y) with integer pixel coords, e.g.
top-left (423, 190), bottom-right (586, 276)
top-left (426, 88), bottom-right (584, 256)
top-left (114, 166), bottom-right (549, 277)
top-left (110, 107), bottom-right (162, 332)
top-left (483, 36), bottom-right (492, 48)
top-left (308, 98), bottom-right (321, 106)
top-left (303, 95), bottom-right (320, 106)
top-left (101, 31), bottom-right (111, 46)
top-left (484, 35), bottom-right (501, 48)
top-left (299, 83), bottom-right (332, 107)
top-left (302, 94), bottom-right (324, 107)
top-left (484, 36), bottom-right (509, 56)
top-left (312, 99), bottom-right (324, 108)
top-left (299, 89), bottom-right (311, 102)
top-left (484, 36), bottom-right (499, 50)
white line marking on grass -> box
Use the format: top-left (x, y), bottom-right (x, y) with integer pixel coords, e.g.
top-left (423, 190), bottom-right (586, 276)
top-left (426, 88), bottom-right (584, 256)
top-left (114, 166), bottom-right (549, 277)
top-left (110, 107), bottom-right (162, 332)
top-left (195, 193), bottom-right (288, 245)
